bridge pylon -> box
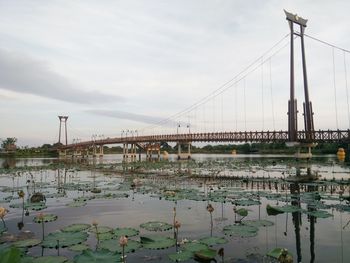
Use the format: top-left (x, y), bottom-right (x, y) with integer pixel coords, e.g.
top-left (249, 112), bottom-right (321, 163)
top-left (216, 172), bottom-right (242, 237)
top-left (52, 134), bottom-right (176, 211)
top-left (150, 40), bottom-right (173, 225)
top-left (285, 10), bottom-right (315, 144)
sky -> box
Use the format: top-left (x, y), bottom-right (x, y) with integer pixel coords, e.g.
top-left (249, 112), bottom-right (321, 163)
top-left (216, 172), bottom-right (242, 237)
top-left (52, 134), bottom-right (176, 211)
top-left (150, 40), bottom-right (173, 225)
top-left (0, 0), bottom-right (350, 146)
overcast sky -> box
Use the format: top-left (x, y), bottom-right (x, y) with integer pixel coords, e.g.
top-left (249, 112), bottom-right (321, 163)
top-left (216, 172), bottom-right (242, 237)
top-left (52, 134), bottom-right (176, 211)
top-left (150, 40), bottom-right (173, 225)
top-left (0, 0), bottom-right (349, 146)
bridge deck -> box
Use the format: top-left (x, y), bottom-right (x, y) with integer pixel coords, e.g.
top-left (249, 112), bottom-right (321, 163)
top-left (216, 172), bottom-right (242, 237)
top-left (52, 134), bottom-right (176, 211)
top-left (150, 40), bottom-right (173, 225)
top-left (60, 130), bottom-right (350, 150)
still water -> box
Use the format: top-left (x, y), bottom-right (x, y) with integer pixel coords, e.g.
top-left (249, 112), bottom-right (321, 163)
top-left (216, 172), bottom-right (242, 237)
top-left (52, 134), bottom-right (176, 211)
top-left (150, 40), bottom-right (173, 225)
top-left (0, 154), bottom-right (349, 262)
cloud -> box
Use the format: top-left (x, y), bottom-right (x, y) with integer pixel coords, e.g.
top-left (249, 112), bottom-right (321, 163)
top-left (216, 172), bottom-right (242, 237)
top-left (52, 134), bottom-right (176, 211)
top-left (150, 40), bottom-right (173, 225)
top-left (86, 109), bottom-right (181, 127)
top-left (0, 49), bottom-right (123, 104)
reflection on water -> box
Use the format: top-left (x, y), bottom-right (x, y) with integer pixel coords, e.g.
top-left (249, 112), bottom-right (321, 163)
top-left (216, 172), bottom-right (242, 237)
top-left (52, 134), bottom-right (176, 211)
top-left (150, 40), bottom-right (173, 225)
top-left (0, 154), bottom-right (349, 262)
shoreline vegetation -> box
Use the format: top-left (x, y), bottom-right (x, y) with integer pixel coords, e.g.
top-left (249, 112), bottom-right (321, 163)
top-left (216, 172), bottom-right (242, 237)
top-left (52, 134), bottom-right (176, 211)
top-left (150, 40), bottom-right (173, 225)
top-left (0, 142), bottom-right (346, 158)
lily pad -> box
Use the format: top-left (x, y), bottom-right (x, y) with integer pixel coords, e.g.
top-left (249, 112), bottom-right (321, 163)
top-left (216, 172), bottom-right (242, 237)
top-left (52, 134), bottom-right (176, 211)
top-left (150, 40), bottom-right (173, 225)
top-left (168, 250), bottom-right (193, 262)
top-left (198, 236), bottom-right (228, 246)
top-left (141, 236), bottom-right (176, 249)
top-left (194, 248), bottom-right (217, 261)
top-left (68, 243), bottom-right (90, 252)
top-left (266, 204), bottom-right (284, 216)
top-left (243, 220), bottom-right (274, 228)
top-left (267, 247), bottom-right (293, 260)
top-left (99, 239), bottom-right (142, 253)
top-left (32, 256), bottom-right (69, 263)
top-left (33, 214), bottom-right (57, 223)
top-left (236, 208), bottom-right (248, 217)
top-left (223, 224), bottom-right (258, 237)
top-left (114, 227), bottom-right (139, 237)
top-left (42, 231), bottom-right (88, 248)
top-left (0, 247), bottom-right (22, 263)
top-left (12, 238), bottom-right (41, 248)
top-left (140, 221), bottom-right (172, 232)
top-left (182, 241), bottom-right (208, 252)
top-left (306, 210), bottom-right (333, 218)
top-left (233, 199), bottom-right (261, 206)
top-left (98, 232), bottom-right (115, 240)
top-left (74, 249), bottom-right (120, 263)
top-left (90, 226), bottom-right (113, 234)
top-left (61, 223), bottom-right (91, 233)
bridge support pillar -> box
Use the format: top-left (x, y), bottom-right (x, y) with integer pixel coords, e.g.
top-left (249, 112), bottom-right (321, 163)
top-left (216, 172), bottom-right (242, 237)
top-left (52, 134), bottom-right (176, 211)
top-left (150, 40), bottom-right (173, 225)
top-left (177, 143), bottom-right (181, 160)
top-left (177, 142), bottom-right (191, 160)
top-left (58, 150), bottom-right (67, 159)
top-left (98, 145), bottom-right (104, 158)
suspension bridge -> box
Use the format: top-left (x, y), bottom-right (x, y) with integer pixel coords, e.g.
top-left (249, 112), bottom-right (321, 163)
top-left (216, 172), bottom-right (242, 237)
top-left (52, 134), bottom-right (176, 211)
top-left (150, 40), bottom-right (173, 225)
top-left (57, 11), bottom-right (350, 160)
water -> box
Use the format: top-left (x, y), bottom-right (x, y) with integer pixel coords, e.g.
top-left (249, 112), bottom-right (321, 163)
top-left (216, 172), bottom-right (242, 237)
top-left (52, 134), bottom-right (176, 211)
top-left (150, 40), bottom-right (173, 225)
top-left (0, 154), bottom-right (349, 262)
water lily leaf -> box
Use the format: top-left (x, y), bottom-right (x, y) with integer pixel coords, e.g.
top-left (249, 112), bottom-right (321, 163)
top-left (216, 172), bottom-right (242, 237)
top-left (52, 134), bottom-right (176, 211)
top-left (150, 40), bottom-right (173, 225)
top-left (182, 241), bottom-right (208, 252)
top-left (27, 203), bottom-right (47, 211)
top-left (68, 243), bottom-right (90, 252)
top-left (61, 223), bottom-right (91, 233)
top-left (90, 226), bottom-right (113, 234)
top-left (141, 236), bottom-right (176, 249)
top-left (32, 256), bottom-right (69, 263)
top-left (305, 210), bottom-right (333, 218)
top-left (99, 232), bottom-right (114, 240)
top-left (266, 204), bottom-right (284, 216)
top-left (74, 249), bottom-right (120, 263)
top-left (42, 231), bottom-right (88, 248)
top-left (198, 236), bottom-right (228, 246)
top-left (194, 248), bottom-right (216, 261)
top-left (168, 250), bottom-right (193, 262)
top-left (99, 239), bottom-right (142, 253)
top-left (223, 224), bottom-right (258, 237)
top-left (236, 208), bottom-right (248, 217)
top-left (13, 238), bottom-right (41, 248)
top-left (34, 214), bottom-right (57, 223)
top-left (0, 247), bottom-right (22, 263)
top-left (233, 199), bottom-right (261, 206)
top-left (140, 221), bottom-right (172, 231)
top-left (243, 220), bottom-right (274, 228)
top-left (114, 227), bottom-right (139, 237)
top-left (277, 205), bottom-right (303, 213)
top-left (267, 247), bottom-right (293, 259)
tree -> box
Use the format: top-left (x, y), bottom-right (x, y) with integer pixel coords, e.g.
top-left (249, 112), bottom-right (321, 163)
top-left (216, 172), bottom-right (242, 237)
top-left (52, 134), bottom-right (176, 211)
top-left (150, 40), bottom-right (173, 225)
top-left (1, 137), bottom-right (17, 151)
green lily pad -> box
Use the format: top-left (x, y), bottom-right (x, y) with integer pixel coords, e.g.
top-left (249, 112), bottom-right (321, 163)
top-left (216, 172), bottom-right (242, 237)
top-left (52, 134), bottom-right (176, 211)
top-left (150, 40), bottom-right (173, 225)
top-left (233, 199), bottom-right (261, 206)
top-left (32, 256), bottom-right (69, 263)
top-left (33, 214), bottom-right (57, 223)
top-left (12, 238), bottom-right (41, 248)
top-left (74, 249), bottom-right (120, 263)
top-left (141, 236), bottom-right (176, 249)
top-left (182, 241), bottom-right (208, 252)
top-left (266, 204), bottom-right (284, 216)
top-left (68, 243), bottom-right (90, 252)
top-left (194, 248), bottom-right (217, 261)
top-left (61, 223), bottom-right (91, 233)
top-left (236, 208), bottom-right (248, 217)
top-left (306, 210), bottom-right (333, 218)
top-left (223, 224), bottom-right (258, 237)
top-left (243, 220), bottom-right (274, 228)
top-left (140, 221), bottom-right (172, 231)
top-left (42, 231), bottom-right (88, 248)
top-left (0, 247), bottom-right (22, 263)
top-left (98, 232), bottom-right (114, 240)
top-left (267, 247), bottom-right (293, 260)
top-left (99, 239), bottom-right (142, 253)
top-left (114, 227), bottom-right (139, 237)
top-left (90, 226), bottom-right (113, 234)
top-left (168, 250), bottom-right (193, 262)
top-left (198, 236), bottom-right (228, 246)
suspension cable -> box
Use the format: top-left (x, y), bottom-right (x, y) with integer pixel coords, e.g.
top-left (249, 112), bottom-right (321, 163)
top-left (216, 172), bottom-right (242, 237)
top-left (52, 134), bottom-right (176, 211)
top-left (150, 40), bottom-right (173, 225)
top-left (305, 33), bottom-right (350, 53)
top-left (140, 33), bottom-right (290, 132)
top-left (261, 57), bottom-right (265, 131)
top-left (344, 51), bottom-right (350, 128)
top-left (269, 58), bottom-right (276, 130)
top-left (243, 78), bottom-right (247, 131)
top-left (332, 47), bottom-right (339, 129)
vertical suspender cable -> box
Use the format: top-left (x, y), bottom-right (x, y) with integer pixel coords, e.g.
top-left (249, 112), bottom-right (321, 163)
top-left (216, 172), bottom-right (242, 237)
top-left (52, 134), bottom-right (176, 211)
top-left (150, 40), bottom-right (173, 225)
top-left (235, 84), bottom-right (238, 131)
top-left (213, 97), bottom-right (215, 132)
top-left (221, 93), bottom-right (224, 131)
top-left (332, 47), bottom-right (339, 129)
top-left (344, 51), bottom-right (350, 128)
top-left (261, 57), bottom-right (265, 130)
top-left (244, 78), bottom-right (247, 131)
top-left (269, 58), bottom-right (276, 130)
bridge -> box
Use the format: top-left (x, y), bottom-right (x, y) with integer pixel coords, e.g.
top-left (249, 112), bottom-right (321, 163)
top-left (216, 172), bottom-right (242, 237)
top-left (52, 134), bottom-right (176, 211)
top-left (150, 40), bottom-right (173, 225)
top-left (57, 11), bottom-right (350, 160)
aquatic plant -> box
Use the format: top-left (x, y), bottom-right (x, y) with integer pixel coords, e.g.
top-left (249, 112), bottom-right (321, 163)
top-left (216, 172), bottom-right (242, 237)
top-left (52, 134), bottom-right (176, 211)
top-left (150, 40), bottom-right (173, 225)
top-left (0, 207), bottom-right (9, 230)
top-left (207, 204), bottom-right (214, 236)
top-left (92, 220), bottom-right (99, 248)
